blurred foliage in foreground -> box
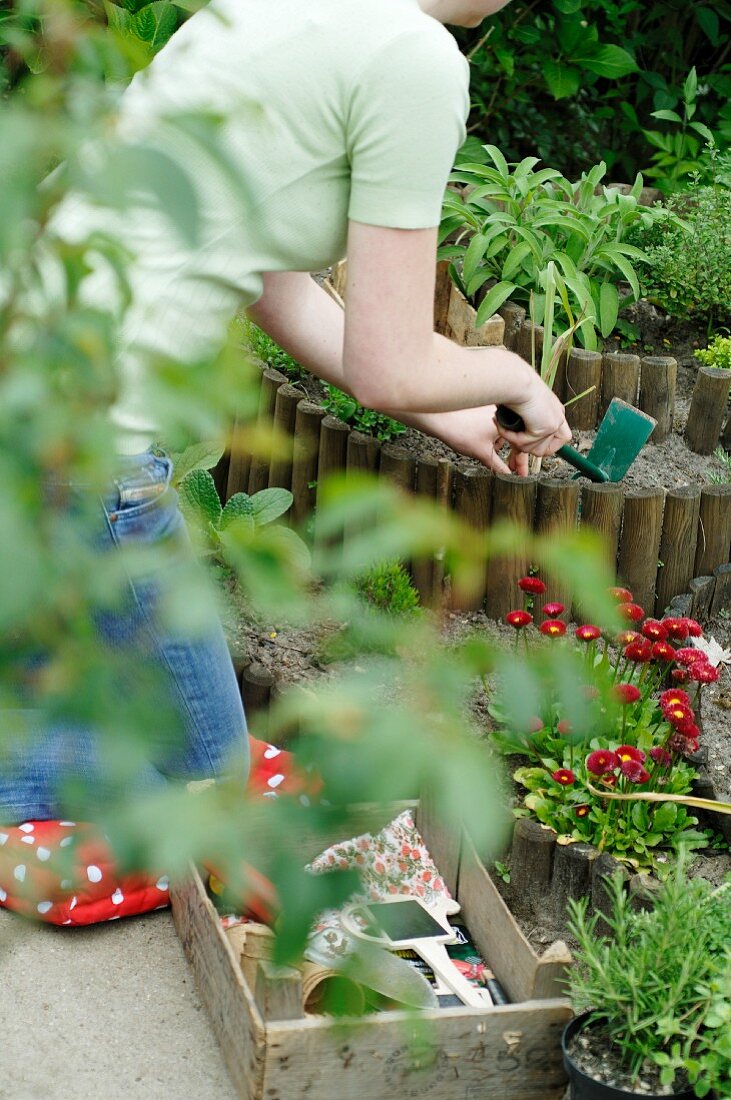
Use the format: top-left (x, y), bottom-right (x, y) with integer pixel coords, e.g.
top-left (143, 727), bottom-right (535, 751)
top-left (1, 1), bottom-right (621, 961)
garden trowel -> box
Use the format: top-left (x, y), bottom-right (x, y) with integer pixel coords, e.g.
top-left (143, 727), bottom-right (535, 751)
top-left (495, 398), bottom-right (657, 483)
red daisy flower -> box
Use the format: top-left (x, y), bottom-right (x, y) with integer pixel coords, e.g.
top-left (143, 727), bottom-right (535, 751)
top-left (690, 663), bottom-right (720, 684)
top-left (664, 701), bottom-right (695, 728)
top-left (518, 576), bottom-right (546, 595)
top-left (675, 647), bottom-right (704, 666)
top-left (617, 629), bottom-right (640, 647)
top-left (582, 684), bottom-right (601, 701)
top-left (609, 587), bottom-right (633, 602)
top-left (552, 769), bottom-right (576, 786)
top-left (676, 720), bottom-right (700, 738)
top-left (574, 804), bottom-right (591, 818)
top-left (624, 639), bottom-right (653, 663)
top-left (642, 619), bottom-right (668, 641)
top-left (542, 601), bottom-right (566, 617)
top-left (541, 619), bottom-right (567, 638)
top-left (663, 617), bottom-right (689, 641)
top-left (524, 716), bottom-right (545, 733)
top-left (667, 732), bottom-right (699, 758)
top-left (613, 683), bottom-right (641, 705)
top-left (659, 688), bottom-right (691, 710)
top-left (601, 773), bottom-right (618, 787)
top-left (684, 618), bottom-right (703, 638)
top-left (650, 746), bottom-right (672, 766)
top-left (618, 602), bottom-right (645, 622)
top-left (671, 668), bottom-right (691, 684)
top-left (616, 744), bottom-right (646, 763)
top-left (506, 610), bottom-right (532, 629)
top-left (652, 641), bottom-right (676, 662)
top-left (620, 759), bottom-right (650, 783)
top-left (576, 624), bottom-right (601, 642)
top-left (557, 719), bottom-right (573, 735)
top-left (586, 749), bottom-right (619, 775)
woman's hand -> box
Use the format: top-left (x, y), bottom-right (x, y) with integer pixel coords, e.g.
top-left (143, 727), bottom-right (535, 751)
top-left (412, 405), bottom-right (531, 476)
top-left (494, 372), bottom-right (571, 457)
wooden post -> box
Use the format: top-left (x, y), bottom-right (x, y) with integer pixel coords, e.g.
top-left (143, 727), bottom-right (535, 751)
top-left (510, 818), bottom-right (557, 918)
top-left (689, 576), bottom-right (716, 621)
top-left (639, 356), bottom-right (677, 443)
top-left (411, 456), bottom-right (440, 608)
top-left (533, 478), bottom-right (580, 619)
top-left (579, 483), bottom-right (624, 573)
top-left (315, 415), bottom-right (350, 544)
top-left (516, 321), bottom-right (543, 367)
top-left (268, 383), bottom-right (302, 492)
top-left (247, 367), bottom-right (288, 495)
top-left (564, 349), bottom-right (602, 430)
top-left (291, 401), bottom-right (326, 528)
top-left (379, 442), bottom-right (416, 494)
top-left (550, 842), bottom-right (599, 923)
top-left (711, 562), bottom-right (731, 616)
top-left (484, 473), bottom-right (538, 620)
top-left (655, 485), bottom-right (701, 615)
top-left (695, 485), bottom-right (731, 578)
top-left (617, 488), bottom-right (665, 615)
top-left (434, 259), bottom-right (453, 336)
top-left (446, 284), bottom-right (505, 346)
top-left (330, 259), bottom-right (347, 300)
top-left (432, 458), bottom-right (455, 609)
top-left (498, 301), bottom-right (526, 352)
top-left (225, 417), bottom-right (252, 503)
top-left (600, 352), bottom-right (640, 419)
top-left (685, 367), bottom-right (729, 455)
top-left (210, 450), bottom-right (231, 505)
top-left (344, 430), bottom-right (381, 561)
top-left (450, 467), bottom-right (492, 610)
top-left (241, 662), bottom-right (274, 719)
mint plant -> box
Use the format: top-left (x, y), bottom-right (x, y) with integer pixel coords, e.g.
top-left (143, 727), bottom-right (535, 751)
top-left (322, 386), bottom-right (406, 443)
top-left (178, 473), bottom-right (298, 558)
top-left (440, 149), bottom-right (661, 349)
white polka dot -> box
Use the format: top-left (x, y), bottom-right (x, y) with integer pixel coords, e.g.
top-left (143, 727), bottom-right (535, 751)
top-left (69, 896), bottom-right (78, 910)
top-left (299, 795), bottom-right (311, 807)
top-left (155, 904), bottom-right (168, 910)
top-left (20, 835), bottom-right (35, 845)
top-left (0, 887), bottom-right (7, 902)
top-left (0, 832), bottom-right (8, 845)
top-left (155, 876), bottom-right (169, 892)
top-left (58, 821), bottom-right (76, 827)
top-left (263, 745), bottom-right (281, 759)
top-left (37, 901), bottom-right (53, 915)
top-left (262, 791), bottom-right (278, 799)
top-left (267, 773), bottom-right (285, 789)
top-left (60, 879), bottom-right (72, 889)
top-left (111, 888), bottom-right (124, 905)
top-left (60, 837), bottom-right (73, 848)
top-left (63, 920), bottom-right (73, 925)
top-left (36, 847), bottom-right (51, 862)
top-left (19, 823), bottom-right (34, 834)
top-left (14, 865), bottom-right (26, 883)
top-left (86, 865), bottom-right (102, 883)
top-left (109, 915), bottom-right (120, 920)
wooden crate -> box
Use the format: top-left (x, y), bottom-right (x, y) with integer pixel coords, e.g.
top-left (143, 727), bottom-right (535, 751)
top-left (171, 801), bottom-right (572, 1100)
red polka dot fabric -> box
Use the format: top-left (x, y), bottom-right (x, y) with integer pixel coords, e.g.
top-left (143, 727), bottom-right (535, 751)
top-left (0, 736), bottom-right (312, 926)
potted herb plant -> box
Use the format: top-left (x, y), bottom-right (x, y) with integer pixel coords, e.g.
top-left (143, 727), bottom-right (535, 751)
top-left (562, 864), bottom-right (730, 1099)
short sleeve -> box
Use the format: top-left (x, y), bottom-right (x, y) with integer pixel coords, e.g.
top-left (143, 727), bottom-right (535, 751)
top-left (346, 25), bottom-right (470, 229)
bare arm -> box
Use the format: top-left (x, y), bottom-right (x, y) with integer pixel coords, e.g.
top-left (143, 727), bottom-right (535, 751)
top-left (246, 221), bottom-right (571, 462)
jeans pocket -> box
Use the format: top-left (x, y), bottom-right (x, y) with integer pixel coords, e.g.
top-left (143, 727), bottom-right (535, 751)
top-left (104, 456), bottom-right (184, 548)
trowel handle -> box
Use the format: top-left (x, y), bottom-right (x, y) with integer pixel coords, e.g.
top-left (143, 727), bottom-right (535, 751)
top-left (494, 405), bottom-right (609, 484)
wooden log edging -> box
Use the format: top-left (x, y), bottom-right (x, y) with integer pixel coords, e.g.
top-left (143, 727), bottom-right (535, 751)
top-left (218, 368), bottom-right (731, 621)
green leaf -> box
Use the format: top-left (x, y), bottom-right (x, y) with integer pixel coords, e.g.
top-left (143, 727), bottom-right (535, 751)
top-left (595, 246), bottom-right (640, 300)
top-left (552, 0), bottom-right (582, 13)
top-left (133, 7), bottom-right (156, 41)
top-left (220, 493), bottom-right (255, 532)
top-left (179, 469), bottom-right (223, 528)
top-left (651, 109), bottom-right (683, 124)
top-left (475, 281), bottom-right (517, 327)
top-left (696, 7), bottom-right (720, 44)
top-left (577, 45), bottom-right (638, 79)
top-left (169, 441), bottom-right (225, 485)
top-left (483, 145), bottom-right (510, 180)
top-left (501, 241), bottom-right (532, 281)
top-left (462, 231), bottom-right (490, 288)
top-left (689, 121), bottom-right (715, 143)
top-left (651, 802), bottom-right (678, 832)
top-left (250, 487), bottom-right (293, 526)
top-left (543, 59), bottom-right (581, 100)
top-left (598, 282), bottom-right (619, 337)
top-left (683, 67), bottom-right (698, 104)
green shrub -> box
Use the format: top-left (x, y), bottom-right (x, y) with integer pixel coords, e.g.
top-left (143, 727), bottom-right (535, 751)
top-left (242, 319), bottom-right (306, 381)
top-left (441, 150), bottom-right (661, 348)
top-left (631, 181), bottom-right (731, 327)
top-left (322, 386), bottom-right (406, 443)
top-left (697, 334), bottom-right (731, 371)
top-left (354, 561), bottom-right (420, 615)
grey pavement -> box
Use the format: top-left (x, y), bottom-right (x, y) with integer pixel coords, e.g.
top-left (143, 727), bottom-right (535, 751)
top-left (0, 908), bottom-right (238, 1100)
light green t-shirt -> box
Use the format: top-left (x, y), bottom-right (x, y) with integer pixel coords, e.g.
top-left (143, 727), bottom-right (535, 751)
top-left (52, 0), bottom-right (470, 451)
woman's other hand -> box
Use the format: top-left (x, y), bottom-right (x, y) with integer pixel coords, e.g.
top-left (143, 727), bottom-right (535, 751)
top-left (413, 405), bottom-right (530, 476)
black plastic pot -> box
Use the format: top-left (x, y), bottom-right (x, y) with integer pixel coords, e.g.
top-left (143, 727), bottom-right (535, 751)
top-left (562, 1013), bottom-right (696, 1100)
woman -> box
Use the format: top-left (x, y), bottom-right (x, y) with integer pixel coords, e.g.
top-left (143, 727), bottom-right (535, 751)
top-left (2, 0), bottom-right (570, 823)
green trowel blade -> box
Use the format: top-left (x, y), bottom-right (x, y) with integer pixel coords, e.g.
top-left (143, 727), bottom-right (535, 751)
top-left (583, 398), bottom-right (657, 482)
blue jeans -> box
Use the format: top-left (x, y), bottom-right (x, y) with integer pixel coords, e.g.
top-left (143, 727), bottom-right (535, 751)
top-left (0, 451), bottom-right (249, 823)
